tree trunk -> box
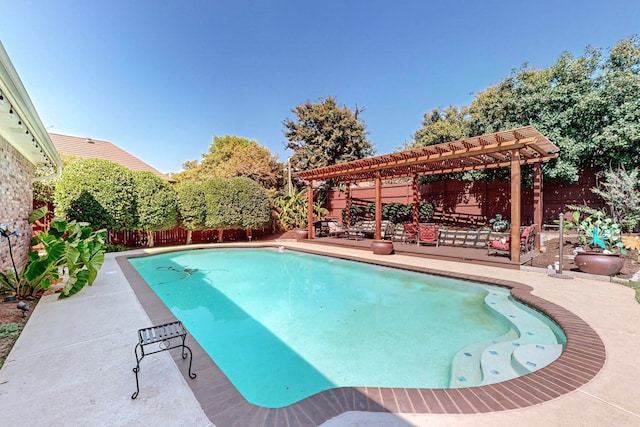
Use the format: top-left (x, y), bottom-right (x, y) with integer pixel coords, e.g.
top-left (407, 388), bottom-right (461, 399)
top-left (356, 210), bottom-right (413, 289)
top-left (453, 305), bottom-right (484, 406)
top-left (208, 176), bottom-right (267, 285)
top-left (186, 229), bottom-right (193, 245)
top-left (218, 229), bottom-right (224, 242)
top-left (147, 230), bottom-right (154, 247)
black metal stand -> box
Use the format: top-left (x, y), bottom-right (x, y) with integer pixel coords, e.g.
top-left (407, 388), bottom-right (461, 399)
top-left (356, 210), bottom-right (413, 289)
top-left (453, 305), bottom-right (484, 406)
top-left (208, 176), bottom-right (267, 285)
top-left (131, 321), bottom-right (196, 399)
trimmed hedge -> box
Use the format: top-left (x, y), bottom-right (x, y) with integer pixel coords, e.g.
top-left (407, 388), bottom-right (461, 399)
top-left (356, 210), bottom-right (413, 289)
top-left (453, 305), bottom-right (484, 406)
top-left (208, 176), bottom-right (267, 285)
top-left (175, 181), bottom-right (207, 231)
top-left (202, 177), bottom-right (271, 231)
top-left (54, 159), bottom-right (136, 230)
top-left (132, 171), bottom-right (178, 232)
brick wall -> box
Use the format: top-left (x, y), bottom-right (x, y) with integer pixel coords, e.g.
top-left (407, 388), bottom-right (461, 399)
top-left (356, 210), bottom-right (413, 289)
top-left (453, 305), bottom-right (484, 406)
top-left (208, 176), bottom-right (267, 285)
top-left (0, 135), bottom-right (34, 272)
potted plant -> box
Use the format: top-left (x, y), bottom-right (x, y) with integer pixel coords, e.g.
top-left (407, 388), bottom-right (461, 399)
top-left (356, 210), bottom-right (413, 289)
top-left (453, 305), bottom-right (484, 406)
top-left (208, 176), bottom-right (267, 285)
top-left (566, 210), bottom-right (627, 276)
top-left (489, 214), bottom-right (510, 232)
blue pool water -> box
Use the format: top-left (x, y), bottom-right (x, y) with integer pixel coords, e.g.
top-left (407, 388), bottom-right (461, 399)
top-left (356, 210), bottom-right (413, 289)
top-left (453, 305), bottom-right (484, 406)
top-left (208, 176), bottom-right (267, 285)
top-left (129, 248), bottom-right (564, 408)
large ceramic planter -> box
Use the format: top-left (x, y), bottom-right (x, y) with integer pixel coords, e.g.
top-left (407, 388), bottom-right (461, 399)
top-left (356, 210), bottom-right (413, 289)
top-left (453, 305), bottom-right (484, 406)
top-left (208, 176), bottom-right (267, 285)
top-left (574, 252), bottom-right (624, 276)
top-left (294, 229), bottom-right (309, 240)
top-left (371, 240), bottom-right (394, 255)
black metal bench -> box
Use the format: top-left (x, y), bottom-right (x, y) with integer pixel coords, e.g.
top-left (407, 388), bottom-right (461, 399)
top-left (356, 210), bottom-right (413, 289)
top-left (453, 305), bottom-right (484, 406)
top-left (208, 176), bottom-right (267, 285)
top-left (131, 321), bottom-right (196, 399)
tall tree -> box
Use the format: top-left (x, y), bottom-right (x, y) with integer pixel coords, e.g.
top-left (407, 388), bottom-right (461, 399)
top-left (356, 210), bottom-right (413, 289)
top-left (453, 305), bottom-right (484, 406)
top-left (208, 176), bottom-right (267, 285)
top-left (173, 135), bottom-right (281, 196)
top-left (409, 105), bottom-right (473, 149)
top-left (408, 36), bottom-right (640, 183)
top-left (283, 96), bottom-right (375, 171)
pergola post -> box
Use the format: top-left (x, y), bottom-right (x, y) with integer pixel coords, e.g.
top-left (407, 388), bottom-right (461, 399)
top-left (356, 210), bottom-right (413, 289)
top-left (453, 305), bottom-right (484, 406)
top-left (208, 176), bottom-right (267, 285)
top-left (375, 171), bottom-right (382, 240)
top-left (346, 186), bottom-right (352, 227)
top-left (307, 183), bottom-right (313, 239)
top-left (510, 149), bottom-right (521, 263)
top-left (533, 162), bottom-right (543, 250)
top-left (412, 174), bottom-right (419, 227)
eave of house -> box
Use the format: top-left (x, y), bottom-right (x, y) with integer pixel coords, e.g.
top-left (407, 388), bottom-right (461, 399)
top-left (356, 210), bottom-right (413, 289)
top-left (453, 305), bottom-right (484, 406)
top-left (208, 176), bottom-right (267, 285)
top-left (0, 42), bottom-right (62, 178)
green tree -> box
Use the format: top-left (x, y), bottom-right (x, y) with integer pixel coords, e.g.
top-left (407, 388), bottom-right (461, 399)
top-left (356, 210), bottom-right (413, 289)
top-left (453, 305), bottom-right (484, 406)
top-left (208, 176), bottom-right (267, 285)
top-left (172, 135), bottom-right (282, 196)
top-left (202, 177), bottom-right (271, 242)
top-left (175, 181), bottom-right (207, 244)
top-left (54, 159), bottom-right (137, 230)
top-left (283, 96), bottom-right (375, 171)
top-left (590, 38), bottom-right (640, 168)
top-left (409, 105), bottom-right (473, 149)
top-left (408, 36), bottom-right (640, 183)
top-left (132, 171), bottom-right (178, 247)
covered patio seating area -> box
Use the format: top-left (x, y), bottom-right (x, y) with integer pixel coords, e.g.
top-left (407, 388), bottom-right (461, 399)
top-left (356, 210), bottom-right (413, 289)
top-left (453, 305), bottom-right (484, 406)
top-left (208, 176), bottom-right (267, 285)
top-left (297, 126), bottom-right (559, 264)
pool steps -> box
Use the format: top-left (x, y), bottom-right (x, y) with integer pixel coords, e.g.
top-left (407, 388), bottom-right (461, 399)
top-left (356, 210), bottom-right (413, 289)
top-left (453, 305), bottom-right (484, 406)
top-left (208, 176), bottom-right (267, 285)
top-left (450, 290), bottom-right (563, 388)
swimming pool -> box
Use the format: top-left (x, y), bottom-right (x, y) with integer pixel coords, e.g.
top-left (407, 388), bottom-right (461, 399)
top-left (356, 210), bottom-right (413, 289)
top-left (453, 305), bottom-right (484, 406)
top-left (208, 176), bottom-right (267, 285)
top-left (129, 247), bottom-right (565, 408)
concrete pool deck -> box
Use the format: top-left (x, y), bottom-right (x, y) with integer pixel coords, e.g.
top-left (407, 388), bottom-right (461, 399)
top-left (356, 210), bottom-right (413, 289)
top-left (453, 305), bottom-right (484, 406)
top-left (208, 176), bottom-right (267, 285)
top-left (0, 242), bottom-right (639, 426)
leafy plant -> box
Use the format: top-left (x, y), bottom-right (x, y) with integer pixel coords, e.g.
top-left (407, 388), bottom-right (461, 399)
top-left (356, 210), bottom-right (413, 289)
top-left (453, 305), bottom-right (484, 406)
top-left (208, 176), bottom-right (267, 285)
top-left (382, 203), bottom-right (411, 224)
top-left (0, 323), bottom-right (22, 368)
top-left (566, 209), bottom-right (626, 254)
top-left (341, 205), bottom-right (364, 226)
top-left (272, 187), bottom-right (328, 230)
top-left (416, 202), bottom-right (435, 222)
top-left (489, 214), bottom-right (510, 232)
top-left (104, 244), bottom-right (129, 253)
top-left (591, 167), bottom-right (640, 232)
top-left (1, 207), bottom-right (107, 299)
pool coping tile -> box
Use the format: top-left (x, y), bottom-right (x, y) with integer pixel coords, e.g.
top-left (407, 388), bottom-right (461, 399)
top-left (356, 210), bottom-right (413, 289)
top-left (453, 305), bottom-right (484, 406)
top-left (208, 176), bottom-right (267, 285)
top-left (116, 244), bottom-right (606, 427)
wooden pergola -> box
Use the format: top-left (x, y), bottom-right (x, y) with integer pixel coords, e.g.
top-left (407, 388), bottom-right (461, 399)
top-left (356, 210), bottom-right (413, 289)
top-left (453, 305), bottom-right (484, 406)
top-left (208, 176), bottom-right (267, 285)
top-left (297, 125), bottom-right (559, 263)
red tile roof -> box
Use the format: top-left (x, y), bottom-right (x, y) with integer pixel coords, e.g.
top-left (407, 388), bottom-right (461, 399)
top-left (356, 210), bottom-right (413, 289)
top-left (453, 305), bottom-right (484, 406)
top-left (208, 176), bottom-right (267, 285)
top-left (49, 133), bottom-right (174, 182)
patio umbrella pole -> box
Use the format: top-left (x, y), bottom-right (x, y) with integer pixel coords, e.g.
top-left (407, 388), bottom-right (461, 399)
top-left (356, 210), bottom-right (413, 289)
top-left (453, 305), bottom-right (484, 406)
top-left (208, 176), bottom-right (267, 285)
top-left (548, 212), bottom-right (573, 279)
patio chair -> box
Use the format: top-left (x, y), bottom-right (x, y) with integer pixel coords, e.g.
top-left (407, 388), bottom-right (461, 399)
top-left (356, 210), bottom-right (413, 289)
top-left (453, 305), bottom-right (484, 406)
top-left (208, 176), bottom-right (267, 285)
top-left (381, 220), bottom-right (395, 239)
top-left (402, 223), bottom-right (418, 244)
top-left (327, 221), bottom-right (348, 238)
top-left (391, 223), bottom-right (405, 242)
top-left (487, 224), bottom-right (537, 256)
top-left (417, 224), bottom-right (439, 247)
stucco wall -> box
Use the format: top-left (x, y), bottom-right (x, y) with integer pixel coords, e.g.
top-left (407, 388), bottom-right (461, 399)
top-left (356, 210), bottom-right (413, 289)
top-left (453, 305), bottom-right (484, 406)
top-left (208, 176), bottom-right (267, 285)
top-left (0, 134), bottom-right (34, 272)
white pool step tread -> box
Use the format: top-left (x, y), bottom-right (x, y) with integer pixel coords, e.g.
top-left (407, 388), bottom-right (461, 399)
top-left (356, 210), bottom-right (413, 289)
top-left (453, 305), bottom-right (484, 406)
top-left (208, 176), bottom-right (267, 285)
top-left (450, 290), bottom-right (563, 387)
top-left (449, 329), bottom-right (517, 387)
top-left (512, 343), bottom-right (564, 375)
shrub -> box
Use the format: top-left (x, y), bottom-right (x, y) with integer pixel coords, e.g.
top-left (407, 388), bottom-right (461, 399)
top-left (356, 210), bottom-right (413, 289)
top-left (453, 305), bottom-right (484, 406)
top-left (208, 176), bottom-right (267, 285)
top-left (54, 159), bottom-right (136, 230)
top-left (272, 188), bottom-right (328, 230)
top-left (175, 182), bottom-right (207, 244)
top-left (132, 171), bottom-right (178, 247)
top-left (591, 168), bottom-right (640, 232)
top-left (202, 177), bottom-right (271, 241)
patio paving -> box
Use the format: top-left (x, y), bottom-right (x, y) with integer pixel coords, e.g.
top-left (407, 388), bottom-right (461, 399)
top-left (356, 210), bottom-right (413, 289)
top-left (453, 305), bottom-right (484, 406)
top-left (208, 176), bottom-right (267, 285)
top-left (0, 242), bottom-right (639, 426)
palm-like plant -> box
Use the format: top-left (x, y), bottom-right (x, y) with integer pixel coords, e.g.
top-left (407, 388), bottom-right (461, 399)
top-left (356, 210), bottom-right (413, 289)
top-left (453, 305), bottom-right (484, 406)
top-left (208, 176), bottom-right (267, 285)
top-left (272, 188), bottom-right (328, 230)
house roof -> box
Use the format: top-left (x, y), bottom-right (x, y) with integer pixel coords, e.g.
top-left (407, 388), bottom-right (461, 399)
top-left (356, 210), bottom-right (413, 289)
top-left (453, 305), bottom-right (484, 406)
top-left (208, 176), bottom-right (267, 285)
top-left (297, 126), bottom-right (559, 183)
top-left (0, 42), bottom-right (62, 174)
top-left (49, 133), bottom-right (174, 183)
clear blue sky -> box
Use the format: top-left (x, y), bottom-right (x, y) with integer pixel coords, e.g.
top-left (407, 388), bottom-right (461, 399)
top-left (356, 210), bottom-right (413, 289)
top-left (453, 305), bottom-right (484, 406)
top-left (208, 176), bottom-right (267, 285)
top-left (1, 1), bottom-right (638, 174)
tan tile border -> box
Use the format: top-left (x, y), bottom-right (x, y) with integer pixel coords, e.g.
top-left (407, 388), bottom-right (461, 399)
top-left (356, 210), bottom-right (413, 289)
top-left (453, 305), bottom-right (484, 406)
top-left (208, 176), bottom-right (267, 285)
top-left (116, 244), bottom-right (605, 427)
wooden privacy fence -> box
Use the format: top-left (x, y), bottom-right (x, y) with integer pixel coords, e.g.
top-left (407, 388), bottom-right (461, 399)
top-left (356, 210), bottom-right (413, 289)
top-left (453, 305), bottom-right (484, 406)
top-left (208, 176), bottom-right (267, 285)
top-left (32, 202), bottom-right (272, 247)
top-left (324, 168), bottom-right (604, 227)
top-left (108, 227), bottom-right (273, 247)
